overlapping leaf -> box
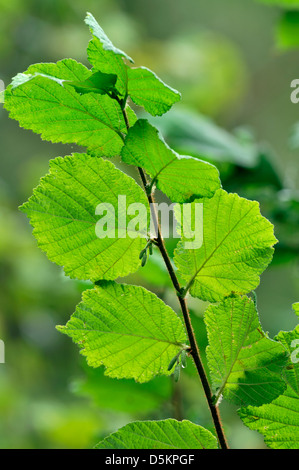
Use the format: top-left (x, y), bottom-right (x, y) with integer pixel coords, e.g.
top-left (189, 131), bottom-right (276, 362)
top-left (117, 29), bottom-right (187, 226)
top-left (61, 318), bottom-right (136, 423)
top-left (67, 71), bottom-right (118, 96)
top-left (127, 67), bottom-right (181, 116)
top-left (57, 282), bottom-right (186, 382)
top-left (239, 304), bottom-right (299, 449)
top-left (205, 296), bottom-right (288, 407)
top-left (20, 153), bottom-right (149, 281)
top-left (95, 419), bottom-right (218, 449)
top-left (121, 119), bottom-right (220, 203)
top-left (174, 189), bottom-right (277, 302)
top-left (4, 59), bottom-right (132, 157)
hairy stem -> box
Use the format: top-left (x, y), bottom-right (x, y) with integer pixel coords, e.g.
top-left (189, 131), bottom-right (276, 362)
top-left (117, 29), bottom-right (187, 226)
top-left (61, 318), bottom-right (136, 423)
top-left (122, 107), bottom-right (228, 449)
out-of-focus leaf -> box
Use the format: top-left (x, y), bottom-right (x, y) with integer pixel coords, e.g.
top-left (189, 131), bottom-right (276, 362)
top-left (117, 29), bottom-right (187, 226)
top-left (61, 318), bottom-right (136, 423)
top-left (277, 11), bottom-right (299, 50)
top-left (257, 0), bottom-right (299, 7)
top-left (148, 109), bottom-right (258, 168)
top-left (73, 368), bottom-right (171, 415)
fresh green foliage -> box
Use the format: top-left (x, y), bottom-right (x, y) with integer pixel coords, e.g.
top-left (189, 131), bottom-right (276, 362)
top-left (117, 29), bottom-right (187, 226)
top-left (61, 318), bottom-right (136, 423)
top-left (57, 281), bottom-right (186, 382)
top-left (205, 296), bottom-right (288, 406)
top-left (20, 154), bottom-right (149, 281)
top-left (85, 13), bottom-right (180, 115)
top-left (4, 12), bottom-right (298, 450)
top-left (126, 67), bottom-right (181, 116)
top-left (174, 189), bottom-right (277, 302)
top-left (87, 37), bottom-right (129, 98)
top-left (4, 59), bottom-right (135, 157)
top-left (95, 419), bottom-right (218, 449)
top-left (121, 119), bottom-right (220, 202)
top-left (239, 304), bottom-right (299, 448)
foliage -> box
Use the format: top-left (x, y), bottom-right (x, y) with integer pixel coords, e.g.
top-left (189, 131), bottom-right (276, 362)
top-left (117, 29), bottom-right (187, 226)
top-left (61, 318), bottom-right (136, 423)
top-left (239, 304), bottom-right (299, 448)
top-left (3, 12), bottom-right (299, 450)
top-left (95, 419), bottom-right (218, 449)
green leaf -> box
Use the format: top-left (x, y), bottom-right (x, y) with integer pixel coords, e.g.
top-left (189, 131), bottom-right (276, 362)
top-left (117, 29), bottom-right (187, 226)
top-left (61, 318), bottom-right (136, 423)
top-left (205, 295), bottom-right (288, 407)
top-left (85, 12), bottom-right (133, 63)
top-left (20, 153), bottom-right (149, 282)
top-left (84, 11), bottom-right (133, 99)
top-left (239, 305), bottom-right (299, 449)
top-left (174, 189), bottom-right (277, 303)
top-left (277, 11), bottom-right (299, 50)
top-left (4, 59), bottom-right (129, 157)
top-left (121, 120), bottom-right (220, 203)
top-left (95, 419), bottom-right (218, 449)
top-left (57, 281), bottom-right (187, 382)
top-left (67, 71), bottom-right (118, 96)
top-left (87, 38), bottom-right (128, 98)
top-left (127, 67), bottom-right (181, 116)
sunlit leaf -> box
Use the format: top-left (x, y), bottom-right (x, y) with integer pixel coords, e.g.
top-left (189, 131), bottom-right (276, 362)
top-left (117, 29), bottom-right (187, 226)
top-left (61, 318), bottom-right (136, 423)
top-left (85, 12), bottom-right (133, 62)
top-left (205, 295), bottom-right (288, 406)
top-left (239, 304), bottom-right (299, 448)
top-left (95, 419), bottom-right (218, 449)
top-left (20, 154), bottom-right (149, 281)
top-left (127, 67), bottom-right (181, 116)
top-left (121, 119), bottom-right (220, 202)
top-left (174, 189), bottom-right (277, 302)
top-left (57, 281), bottom-right (186, 382)
top-left (4, 59), bottom-right (128, 157)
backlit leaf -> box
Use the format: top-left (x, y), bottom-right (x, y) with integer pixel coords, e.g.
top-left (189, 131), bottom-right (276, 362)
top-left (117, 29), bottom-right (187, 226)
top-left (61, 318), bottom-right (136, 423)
top-left (205, 295), bottom-right (288, 406)
top-left (85, 12), bottom-right (133, 63)
top-left (95, 419), bottom-right (218, 449)
top-left (174, 189), bottom-right (277, 302)
top-left (20, 154), bottom-right (149, 281)
top-left (239, 304), bottom-right (299, 448)
top-left (4, 59), bottom-right (129, 157)
top-left (121, 119), bottom-right (220, 203)
top-left (127, 67), bottom-right (181, 116)
top-left (57, 281), bottom-right (187, 382)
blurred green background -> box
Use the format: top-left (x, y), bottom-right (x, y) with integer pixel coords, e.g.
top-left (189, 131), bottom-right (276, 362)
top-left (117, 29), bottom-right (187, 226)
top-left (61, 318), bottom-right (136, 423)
top-left (0, 0), bottom-right (298, 449)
